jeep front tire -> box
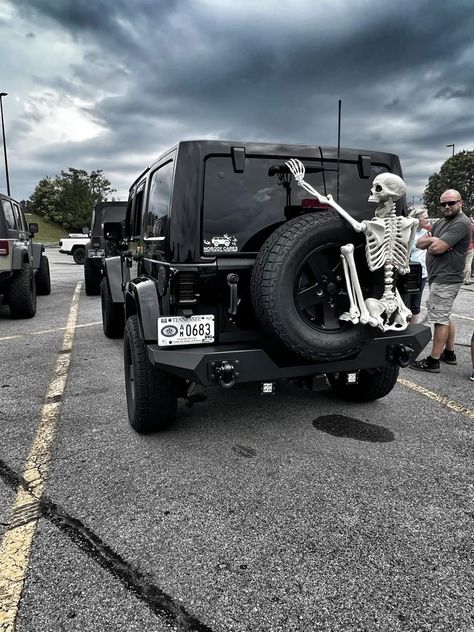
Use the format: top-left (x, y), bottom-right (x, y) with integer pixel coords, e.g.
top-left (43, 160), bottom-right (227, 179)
top-left (251, 211), bottom-right (377, 361)
top-left (36, 255), bottom-right (51, 295)
top-left (124, 315), bottom-right (177, 433)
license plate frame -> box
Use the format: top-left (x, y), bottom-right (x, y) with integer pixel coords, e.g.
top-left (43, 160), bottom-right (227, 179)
top-left (158, 314), bottom-right (215, 347)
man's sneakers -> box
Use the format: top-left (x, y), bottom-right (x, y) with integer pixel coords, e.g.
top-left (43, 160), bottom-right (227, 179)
top-left (440, 350), bottom-right (457, 365)
top-left (410, 349), bottom-right (458, 373)
top-left (470, 370), bottom-right (474, 382)
top-left (410, 356), bottom-right (440, 373)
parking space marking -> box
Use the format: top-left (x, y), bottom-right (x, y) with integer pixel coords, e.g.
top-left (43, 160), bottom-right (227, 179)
top-left (452, 313), bottom-right (474, 321)
top-left (0, 320), bottom-right (101, 342)
top-left (0, 282), bottom-right (81, 631)
top-left (398, 377), bottom-right (474, 420)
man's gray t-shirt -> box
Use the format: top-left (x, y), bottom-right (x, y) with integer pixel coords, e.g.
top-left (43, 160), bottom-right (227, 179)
top-left (427, 212), bottom-right (472, 283)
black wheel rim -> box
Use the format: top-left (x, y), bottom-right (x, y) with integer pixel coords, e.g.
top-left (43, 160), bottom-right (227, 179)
top-left (294, 242), bottom-right (355, 331)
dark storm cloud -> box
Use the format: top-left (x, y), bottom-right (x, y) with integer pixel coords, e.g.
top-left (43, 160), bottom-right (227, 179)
top-left (6, 0), bottom-right (474, 199)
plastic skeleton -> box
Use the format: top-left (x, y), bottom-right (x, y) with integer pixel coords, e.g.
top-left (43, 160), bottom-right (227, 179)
top-left (286, 159), bottom-right (419, 331)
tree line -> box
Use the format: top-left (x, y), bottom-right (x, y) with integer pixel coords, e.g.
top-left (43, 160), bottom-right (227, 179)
top-left (24, 168), bottom-right (116, 231)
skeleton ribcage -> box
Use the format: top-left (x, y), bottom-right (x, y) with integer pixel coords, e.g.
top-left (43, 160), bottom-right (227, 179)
top-left (364, 218), bottom-right (410, 272)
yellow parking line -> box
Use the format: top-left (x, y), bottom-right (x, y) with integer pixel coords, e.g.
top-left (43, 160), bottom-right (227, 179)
top-left (0, 282), bottom-right (81, 630)
top-left (0, 321), bottom-right (101, 342)
top-left (398, 377), bottom-right (474, 420)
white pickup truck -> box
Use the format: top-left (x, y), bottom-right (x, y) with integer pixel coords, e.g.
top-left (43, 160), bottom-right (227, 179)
top-left (58, 233), bottom-right (90, 264)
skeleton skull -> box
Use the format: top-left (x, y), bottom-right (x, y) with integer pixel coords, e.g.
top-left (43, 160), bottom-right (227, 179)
top-left (368, 173), bottom-right (406, 203)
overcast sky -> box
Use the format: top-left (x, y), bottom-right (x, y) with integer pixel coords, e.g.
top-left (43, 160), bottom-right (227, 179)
top-left (1, 0), bottom-right (473, 204)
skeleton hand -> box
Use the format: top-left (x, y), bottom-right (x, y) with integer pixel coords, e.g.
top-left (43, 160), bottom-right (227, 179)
top-left (286, 159), bottom-right (306, 182)
top-left (285, 158), bottom-right (330, 205)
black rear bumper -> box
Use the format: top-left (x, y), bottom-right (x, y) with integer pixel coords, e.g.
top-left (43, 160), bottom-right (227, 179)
top-left (146, 324), bottom-right (431, 386)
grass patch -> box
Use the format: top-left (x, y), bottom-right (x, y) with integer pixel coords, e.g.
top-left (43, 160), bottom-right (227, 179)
top-left (25, 211), bottom-right (66, 245)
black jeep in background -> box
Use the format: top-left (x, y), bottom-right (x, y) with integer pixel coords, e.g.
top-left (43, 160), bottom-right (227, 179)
top-left (102, 140), bottom-right (430, 433)
top-left (83, 201), bottom-right (127, 296)
top-left (0, 192), bottom-right (51, 318)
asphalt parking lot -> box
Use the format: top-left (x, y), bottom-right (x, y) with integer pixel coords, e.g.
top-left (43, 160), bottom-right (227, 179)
top-left (0, 248), bottom-right (473, 632)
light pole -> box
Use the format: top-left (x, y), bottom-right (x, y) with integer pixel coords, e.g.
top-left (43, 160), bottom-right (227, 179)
top-left (0, 92), bottom-right (10, 196)
top-left (446, 143), bottom-right (455, 157)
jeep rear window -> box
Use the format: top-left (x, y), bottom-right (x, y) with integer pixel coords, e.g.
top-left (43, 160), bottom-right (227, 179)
top-left (92, 205), bottom-right (127, 234)
top-left (202, 156), bottom-right (390, 253)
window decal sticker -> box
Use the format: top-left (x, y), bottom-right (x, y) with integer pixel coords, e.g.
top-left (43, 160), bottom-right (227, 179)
top-left (203, 234), bottom-right (238, 253)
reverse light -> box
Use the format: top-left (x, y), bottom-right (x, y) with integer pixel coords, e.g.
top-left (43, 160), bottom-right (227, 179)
top-left (0, 240), bottom-right (9, 256)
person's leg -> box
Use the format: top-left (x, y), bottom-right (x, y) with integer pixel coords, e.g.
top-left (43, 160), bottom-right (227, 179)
top-left (409, 278), bottom-right (426, 325)
top-left (445, 320), bottom-right (456, 352)
top-left (410, 282), bottom-right (460, 372)
top-left (409, 292), bottom-right (421, 324)
top-left (470, 331), bottom-right (474, 381)
top-left (431, 323), bottom-right (449, 359)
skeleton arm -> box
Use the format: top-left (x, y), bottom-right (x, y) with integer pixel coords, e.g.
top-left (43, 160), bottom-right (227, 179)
top-left (406, 217), bottom-right (419, 255)
top-left (285, 159), bottom-right (366, 233)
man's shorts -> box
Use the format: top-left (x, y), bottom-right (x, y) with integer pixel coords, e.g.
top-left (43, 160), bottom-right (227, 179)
top-left (425, 282), bottom-right (462, 325)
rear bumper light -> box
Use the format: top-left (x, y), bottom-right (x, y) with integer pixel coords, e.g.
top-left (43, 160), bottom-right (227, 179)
top-left (0, 240), bottom-right (9, 256)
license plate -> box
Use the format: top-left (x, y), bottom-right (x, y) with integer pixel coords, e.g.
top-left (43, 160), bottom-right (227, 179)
top-left (88, 249), bottom-right (105, 258)
top-left (158, 315), bottom-right (215, 346)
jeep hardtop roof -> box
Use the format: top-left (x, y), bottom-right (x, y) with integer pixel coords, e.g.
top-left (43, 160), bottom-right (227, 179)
top-left (128, 140), bottom-right (403, 192)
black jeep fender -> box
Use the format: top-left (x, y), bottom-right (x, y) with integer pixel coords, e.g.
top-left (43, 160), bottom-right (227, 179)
top-left (125, 278), bottom-right (161, 342)
top-left (103, 256), bottom-right (124, 303)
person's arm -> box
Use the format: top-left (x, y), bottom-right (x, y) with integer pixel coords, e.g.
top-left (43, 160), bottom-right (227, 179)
top-left (416, 235), bottom-right (435, 250)
top-left (427, 236), bottom-right (451, 255)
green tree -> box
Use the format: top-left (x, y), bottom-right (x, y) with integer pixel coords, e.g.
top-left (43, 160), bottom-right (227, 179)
top-left (423, 150), bottom-right (474, 217)
top-left (28, 168), bottom-right (116, 230)
top-left (27, 176), bottom-right (61, 222)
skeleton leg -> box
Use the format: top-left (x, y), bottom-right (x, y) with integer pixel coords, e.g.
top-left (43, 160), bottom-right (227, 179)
top-left (340, 244), bottom-right (379, 327)
top-left (339, 247), bottom-right (360, 323)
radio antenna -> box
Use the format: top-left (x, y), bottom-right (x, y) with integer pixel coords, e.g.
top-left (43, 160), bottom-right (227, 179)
top-left (336, 99), bottom-right (341, 203)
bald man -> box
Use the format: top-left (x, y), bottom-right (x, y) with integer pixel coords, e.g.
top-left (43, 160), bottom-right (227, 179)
top-left (410, 189), bottom-right (471, 373)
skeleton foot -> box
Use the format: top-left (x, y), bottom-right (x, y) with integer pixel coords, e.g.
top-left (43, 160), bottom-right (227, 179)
top-left (339, 308), bottom-right (360, 324)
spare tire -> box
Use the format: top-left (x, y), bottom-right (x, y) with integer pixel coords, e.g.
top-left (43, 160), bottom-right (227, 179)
top-left (250, 211), bottom-right (380, 362)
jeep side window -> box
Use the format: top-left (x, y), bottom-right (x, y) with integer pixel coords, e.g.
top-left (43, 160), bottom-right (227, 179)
top-left (146, 160), bottom-right (173, 238)
top-left (12, 203), bottom-right (26, 234)
top-left (2, 199), bottom-right (16, 230)
top-left (127, 184), bottom-right (145, 240)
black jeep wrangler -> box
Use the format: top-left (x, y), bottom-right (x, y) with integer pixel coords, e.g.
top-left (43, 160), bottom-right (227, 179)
top-left (0, 192), bottom-right (51, 318)
top-left (103, 140), bottom-right (430, 433)
top-left (83, 201), bottom-right (127, 296)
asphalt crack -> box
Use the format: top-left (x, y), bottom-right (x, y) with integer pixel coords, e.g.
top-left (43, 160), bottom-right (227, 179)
top-left (0, 458), bottom-right (215, 632)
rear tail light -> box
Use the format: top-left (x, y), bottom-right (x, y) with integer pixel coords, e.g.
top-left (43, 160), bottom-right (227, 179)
top-left (175, 271), bottom-right (198, 305)
top-left (0, 240), bottom-right (9, 256)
